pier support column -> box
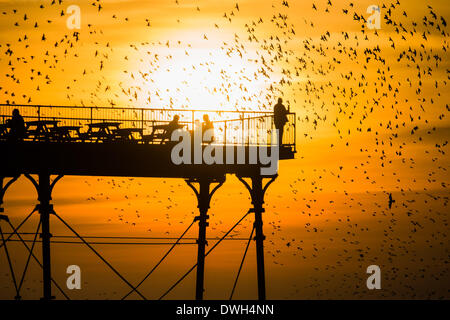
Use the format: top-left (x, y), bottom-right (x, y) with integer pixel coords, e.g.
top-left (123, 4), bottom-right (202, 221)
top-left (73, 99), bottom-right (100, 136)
top-left (196, 179), bottom-right (209, 301)
top-left (186, 177), bottom-right (224, 300)
top-left (25, 173), bottom-right (63, 300)
top-left (38, 173), bottom-right (52, 300)
top-left (252, 176), bottom-right (266, 301)
top-left (237, 174), bottom-right (277, 301)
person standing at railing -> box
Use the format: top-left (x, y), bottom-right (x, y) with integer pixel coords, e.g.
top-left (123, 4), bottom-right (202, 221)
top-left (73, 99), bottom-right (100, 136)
top-left (273, 98), bottom-right (289, 146)
top-left (7, 109), bottom-right (26, 141)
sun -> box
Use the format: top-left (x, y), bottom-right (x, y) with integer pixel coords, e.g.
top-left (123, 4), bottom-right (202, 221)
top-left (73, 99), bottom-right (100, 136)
top-left (125, 42), bottom-right (277, 113)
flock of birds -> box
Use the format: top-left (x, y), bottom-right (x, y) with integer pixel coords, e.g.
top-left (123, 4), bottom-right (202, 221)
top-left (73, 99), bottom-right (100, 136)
top-left (0, 0), bottom-right (449, 299)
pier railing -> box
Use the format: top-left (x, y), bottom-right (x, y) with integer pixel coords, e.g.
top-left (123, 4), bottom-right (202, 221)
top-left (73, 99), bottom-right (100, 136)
top-left (0, 104), bottom-right (295, 149)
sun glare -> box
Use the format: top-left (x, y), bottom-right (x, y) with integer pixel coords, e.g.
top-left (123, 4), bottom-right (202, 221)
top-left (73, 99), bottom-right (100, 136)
top-left (126, 45), bottom-right (274, 112)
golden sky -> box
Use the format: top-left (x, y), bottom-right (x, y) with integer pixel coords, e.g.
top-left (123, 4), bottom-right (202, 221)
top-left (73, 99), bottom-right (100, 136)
top-left (0, 0), bottom-right (449, 299)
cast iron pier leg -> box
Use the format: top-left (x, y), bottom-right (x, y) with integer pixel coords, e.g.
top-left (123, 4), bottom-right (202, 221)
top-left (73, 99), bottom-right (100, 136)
top-left (25, 173), bottom-right (63, 300)
top-left (38, 173), bottom-right (52, 300)
top-left (252, 176), bottom-right (266, 300)
top-left (186, 177), bottom-right (224, 300)
top-left (237, 175), bottom-right (277, 301)
top-left (196, 179), bottom-right (209, 300)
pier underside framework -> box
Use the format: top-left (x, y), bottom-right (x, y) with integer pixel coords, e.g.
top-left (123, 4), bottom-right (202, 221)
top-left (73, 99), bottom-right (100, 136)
top-left (0, 170), bottom-right (278, 300)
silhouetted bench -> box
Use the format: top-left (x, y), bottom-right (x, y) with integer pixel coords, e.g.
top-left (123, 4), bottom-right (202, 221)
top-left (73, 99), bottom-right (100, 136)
top-left (26, 120), bottom-right (60, 141)
top-left (49, 126), bottom-right (82, 142)
top-left (142, 124), bottom-right (185, 144)
top-left (85, 122), bottom-right (121, 142)
top-left (112, 128), bottom-right (144, 141)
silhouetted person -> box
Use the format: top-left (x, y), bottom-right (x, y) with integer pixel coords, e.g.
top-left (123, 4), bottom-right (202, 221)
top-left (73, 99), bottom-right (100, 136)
top-left (161, 115), bottom-right (180, 143)
top-left (273, 98), bottom-right (289, 146)
top-left (7, 109), bottom-right (25, 141)
top-left (202, 114), bottom-right (214, 143)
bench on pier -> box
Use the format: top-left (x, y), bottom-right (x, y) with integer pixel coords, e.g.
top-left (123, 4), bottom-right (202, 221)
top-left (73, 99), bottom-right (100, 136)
top-left (84, 122), bottom-right (122, 142)
top-left (142, 123), bottom-right (185, 144)
top-left (112, 128), bottom-right (144, 141)
top-left (25, 120), bottom-right (60, 141)
top-left (48, 126), bottom-right (83, 142)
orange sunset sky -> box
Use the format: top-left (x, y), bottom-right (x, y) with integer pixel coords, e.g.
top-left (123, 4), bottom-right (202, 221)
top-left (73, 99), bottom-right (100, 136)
top-left (0, 0), bottom-right (449, 299)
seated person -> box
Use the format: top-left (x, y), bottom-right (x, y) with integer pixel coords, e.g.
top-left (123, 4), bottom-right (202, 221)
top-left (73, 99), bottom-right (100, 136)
top-left (161, 115), bottom-right (181, 143)
top-left (202, 114), bottom-right (214, 143)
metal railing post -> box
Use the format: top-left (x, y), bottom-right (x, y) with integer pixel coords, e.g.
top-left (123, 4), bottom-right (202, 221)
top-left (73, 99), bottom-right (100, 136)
top-left (241, 113), bottom-right (244, 145)
top-left (224, 121), bottom-right (227, 145)
top-left (247, 117), bottom-right (250, 146)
